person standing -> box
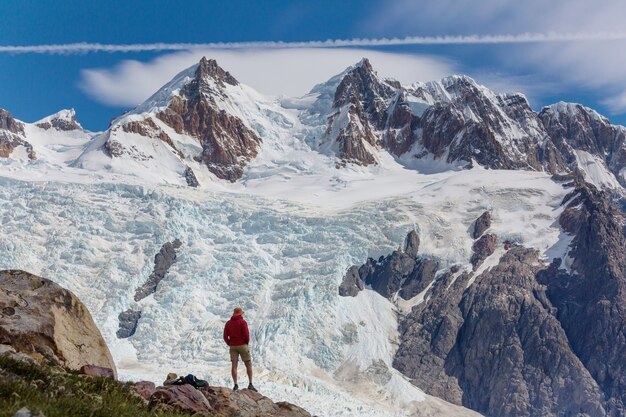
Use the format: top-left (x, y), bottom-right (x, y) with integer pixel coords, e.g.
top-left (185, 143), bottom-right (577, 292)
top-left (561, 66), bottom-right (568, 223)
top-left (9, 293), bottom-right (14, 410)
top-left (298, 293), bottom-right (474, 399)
top-left (223, 307), bottom-right (257, 391)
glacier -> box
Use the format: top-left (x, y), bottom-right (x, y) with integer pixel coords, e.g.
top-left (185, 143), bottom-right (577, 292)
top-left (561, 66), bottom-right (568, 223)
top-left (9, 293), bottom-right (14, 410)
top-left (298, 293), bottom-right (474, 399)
top-left (0, 159), bottom-right (570, 416)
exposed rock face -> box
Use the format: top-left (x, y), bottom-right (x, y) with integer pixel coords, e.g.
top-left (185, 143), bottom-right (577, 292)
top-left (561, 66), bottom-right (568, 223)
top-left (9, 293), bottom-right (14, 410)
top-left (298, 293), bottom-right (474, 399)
top-left (184, 166), bottom-right (200, 187)
top-left (0, 270), bottom-right (116, 378)
top-left (538, 182), bottom-right (626, 416)
top-left (540, 102), bottom-right (626, 186)
top-left (338, 265), bottom-right (364, 297)
top-left (325, 58), bottom-right (397, 166)
top-left (155, 57), bottom-right (261, 182)
top-left (404, 229), bottom-right (420, 258)
top-left (117, 309), bottom-right (141, 338)
top-left (133, 380), bottom-right (157, 400)
top-left (36, 109), bottom-right (82, 131)
top-left (0, 109), bottom-right (35, 160)
top-left (395, 248), bottom-right (608, 417)
top-left (121, 119), bottom-right (180, 155)
top-left (339, 230), bottom-right (438, 300)
top-left (134, 239), bottom-right (182, 301)
top-left (470, 233), bottom-right (497, 269)
top-left (472, 211), bottom-right (491, 239)
top-left (0, 109), bottom-right (25, 134)
top-left (391, 184), bottom-right (626, 417)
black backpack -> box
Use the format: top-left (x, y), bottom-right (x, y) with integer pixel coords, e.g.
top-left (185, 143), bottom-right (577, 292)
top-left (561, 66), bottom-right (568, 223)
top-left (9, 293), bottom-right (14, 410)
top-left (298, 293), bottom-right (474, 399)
top-left (184, 373), bottom-right (209, 388)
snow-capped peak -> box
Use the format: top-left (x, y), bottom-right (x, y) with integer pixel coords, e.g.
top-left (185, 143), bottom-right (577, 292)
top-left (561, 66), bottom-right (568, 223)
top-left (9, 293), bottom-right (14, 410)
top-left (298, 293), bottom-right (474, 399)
top-left (35, 108), bottom-right (83, 131)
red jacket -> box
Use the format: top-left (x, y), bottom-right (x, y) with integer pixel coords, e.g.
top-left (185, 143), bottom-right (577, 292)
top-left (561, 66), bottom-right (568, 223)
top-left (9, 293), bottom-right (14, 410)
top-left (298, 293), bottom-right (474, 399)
top-left (223, 315), bottom-right (250, 346)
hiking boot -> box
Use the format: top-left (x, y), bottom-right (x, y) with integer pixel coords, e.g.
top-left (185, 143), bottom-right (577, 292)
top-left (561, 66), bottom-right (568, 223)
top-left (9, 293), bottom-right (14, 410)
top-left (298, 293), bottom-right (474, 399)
top-left (233, 384), bottom-right (239, 391)
top-left (247, 383), bottom-right (257, 392)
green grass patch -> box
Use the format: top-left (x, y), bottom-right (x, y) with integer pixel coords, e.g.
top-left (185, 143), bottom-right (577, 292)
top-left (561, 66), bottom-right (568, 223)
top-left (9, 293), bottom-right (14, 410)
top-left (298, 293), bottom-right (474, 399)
top-left (0, 355), bottom-right (200, 417)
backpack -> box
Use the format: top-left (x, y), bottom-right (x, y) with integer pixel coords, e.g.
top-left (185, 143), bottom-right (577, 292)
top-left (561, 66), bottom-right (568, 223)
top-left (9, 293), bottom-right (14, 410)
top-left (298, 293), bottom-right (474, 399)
top-left (184, 373), bottom-right (208, 388)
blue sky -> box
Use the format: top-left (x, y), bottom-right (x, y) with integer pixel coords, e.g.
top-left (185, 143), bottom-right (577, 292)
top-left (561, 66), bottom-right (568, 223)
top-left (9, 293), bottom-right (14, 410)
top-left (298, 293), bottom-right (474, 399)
top-left (2, 0), bottom-right (626, 130)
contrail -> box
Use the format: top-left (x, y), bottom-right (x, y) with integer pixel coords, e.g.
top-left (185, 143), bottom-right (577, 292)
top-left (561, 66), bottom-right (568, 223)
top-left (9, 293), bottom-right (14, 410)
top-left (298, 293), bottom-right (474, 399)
top-left (2, 32), bottom-right (626, 54)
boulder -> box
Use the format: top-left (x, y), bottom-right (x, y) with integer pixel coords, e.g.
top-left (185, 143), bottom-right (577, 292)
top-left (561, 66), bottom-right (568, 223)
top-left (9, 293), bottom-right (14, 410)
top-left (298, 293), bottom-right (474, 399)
top-left (149, 384), bottom-right (213, 414)
top-left (117, 309), bottom-right (141, 339)
top-left (0, 270), bottom-right (117, 378)
top-left (80, 364), bottom-right (115, 378)
top-left (133, 380), bottom-right (157, 400)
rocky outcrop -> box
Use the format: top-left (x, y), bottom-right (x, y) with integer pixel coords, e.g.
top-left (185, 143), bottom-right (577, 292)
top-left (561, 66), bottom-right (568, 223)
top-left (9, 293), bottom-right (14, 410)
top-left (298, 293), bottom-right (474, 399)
top-left (472, 211), bottom-right (491, 239)
top-left (121, 119), bottom-right (180, 155)
top-left (540, 102), bottom-right (626, 186)
top-left (392, 183), bottom-right (626, 417)
top-left (470, 233), bottom-right (497, 269)
top-left (117, 309), bottom-right (141, 338)
top-left (404, 229), bottom-right (420, 258)
top-left (150, 384), bottom-right (213, 414)
top-left (0, 270), bottom-right (116, 378)
top-left (147, 383), bottom-right (312, 417)
top-left (135, 239), bottom-right (182, 302)
top-left (35, 109), bottom-right (82, 131)
top-left (338, 265), bottom-right (364, 297)
top-left (394, 247), bottom-right (608, 417)
top-left (200, 386), bottom-right (312, 417)
top-left (538, 182), bottom-right (626, 416)
top-left (1, 109), bottom-right (25, 134)
top-left (184, 166), bottom-right (200, 187)
top-left (0, 109), bottom-right (35, 160)
top-left (339, 230), bottom-right (438, 300)
top-left (80, 364), bottom-right (115, 378)
top-left (133, 380), bottom-right (157, 400)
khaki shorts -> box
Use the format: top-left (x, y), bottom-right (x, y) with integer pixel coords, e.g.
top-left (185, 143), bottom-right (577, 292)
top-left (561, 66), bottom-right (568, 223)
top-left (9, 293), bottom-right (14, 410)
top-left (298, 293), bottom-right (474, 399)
top-left (229, 344), bottom-right (251, 362)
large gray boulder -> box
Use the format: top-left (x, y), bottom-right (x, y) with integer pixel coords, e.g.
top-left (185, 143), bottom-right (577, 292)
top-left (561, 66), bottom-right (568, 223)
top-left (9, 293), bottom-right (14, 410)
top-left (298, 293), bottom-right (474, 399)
top-left (0, 270), bottom-right (117, 378)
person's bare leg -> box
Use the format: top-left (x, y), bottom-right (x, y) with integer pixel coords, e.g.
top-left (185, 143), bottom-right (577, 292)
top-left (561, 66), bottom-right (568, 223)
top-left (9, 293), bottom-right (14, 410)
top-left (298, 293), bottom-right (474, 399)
top-left (244, 360), bottom-right (253, 384)
top-left (231, 360), bottom-right (238, 385)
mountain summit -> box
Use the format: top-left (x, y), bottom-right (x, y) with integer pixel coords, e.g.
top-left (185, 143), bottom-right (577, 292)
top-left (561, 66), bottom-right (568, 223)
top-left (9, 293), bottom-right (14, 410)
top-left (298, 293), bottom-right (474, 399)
top-left (5, 56), bottom-right (618, 191)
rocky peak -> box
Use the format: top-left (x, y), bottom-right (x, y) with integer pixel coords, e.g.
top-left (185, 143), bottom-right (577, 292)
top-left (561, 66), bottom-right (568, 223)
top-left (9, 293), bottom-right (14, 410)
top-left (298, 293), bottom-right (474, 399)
top-left (0, 108), bottom-right (35, 160)
top-left (36, 109), bottom-right (82, 131)
top-left (539, 102), bottom-right (619, 154)
top-left (540, 102), bottom-right (626, 186)
top-left (195, 57), bottom-right (238, 88)
top-left (333, 58), bottom-right (396, 124)
top-left (0, 108), bottom-right (25, 135)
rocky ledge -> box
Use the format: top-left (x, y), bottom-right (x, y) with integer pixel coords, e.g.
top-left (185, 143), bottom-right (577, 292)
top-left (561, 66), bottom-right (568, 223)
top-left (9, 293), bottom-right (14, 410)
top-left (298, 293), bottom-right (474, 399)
top-left (135, 382), bottom-right (312, 417)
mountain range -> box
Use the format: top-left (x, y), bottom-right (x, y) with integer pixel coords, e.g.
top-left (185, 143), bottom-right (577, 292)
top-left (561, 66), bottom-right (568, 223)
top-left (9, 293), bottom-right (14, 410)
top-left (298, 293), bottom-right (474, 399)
top-left (1, 57), bottom-right (625, 417)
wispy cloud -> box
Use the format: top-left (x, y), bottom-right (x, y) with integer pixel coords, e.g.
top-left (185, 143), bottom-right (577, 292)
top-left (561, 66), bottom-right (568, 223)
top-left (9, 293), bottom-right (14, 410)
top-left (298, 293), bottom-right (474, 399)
top-left (3, 31), bottom-right (626, 54)
top-left (363, 0), bottom-right (626, 115)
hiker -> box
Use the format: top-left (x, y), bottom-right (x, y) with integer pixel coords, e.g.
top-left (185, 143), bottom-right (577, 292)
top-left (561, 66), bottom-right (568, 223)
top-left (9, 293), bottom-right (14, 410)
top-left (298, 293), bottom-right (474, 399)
top-left (223, 307), bottom-right (257, 392)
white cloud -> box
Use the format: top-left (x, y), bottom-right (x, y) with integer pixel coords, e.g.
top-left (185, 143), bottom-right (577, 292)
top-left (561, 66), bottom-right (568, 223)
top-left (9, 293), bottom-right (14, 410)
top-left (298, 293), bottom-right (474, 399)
top-left (79, 48), bottom-right (456, 107)
top-left (365, 0), bottom-right (626, 114)
top-left (3, 32), bottom-right (626, 54)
